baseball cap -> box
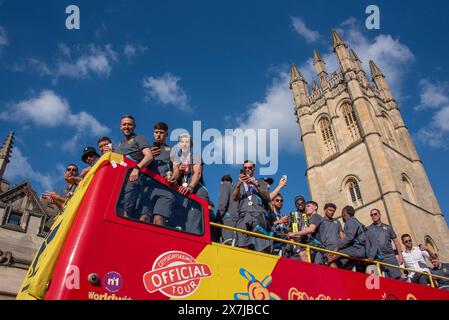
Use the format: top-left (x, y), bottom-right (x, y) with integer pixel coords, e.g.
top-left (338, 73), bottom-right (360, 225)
top-left (81, 147), bottom-right (100, 163)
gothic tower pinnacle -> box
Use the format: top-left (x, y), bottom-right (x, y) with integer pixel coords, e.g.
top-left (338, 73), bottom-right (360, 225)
top-left (369, 60), bottom-right (394, 102)
top-left (313, 49), bottom-right (328, 88)
top-left (0, 132), bottom-right (14, 181)
top-left (332, 30), bottom-right (353, 71)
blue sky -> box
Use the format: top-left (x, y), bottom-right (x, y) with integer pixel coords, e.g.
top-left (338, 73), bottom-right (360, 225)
top-left (1, 0), bottom-right (449, 223)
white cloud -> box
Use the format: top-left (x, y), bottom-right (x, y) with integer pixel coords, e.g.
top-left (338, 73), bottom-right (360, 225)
top-left (10, 43), bottom-right (118, 80)
top-left (0, 24), bottom-right (8, 47)
top-left (240, 71), bottom-right (301, 153)
top-left (203, 69), bottom-right (299, 174)
top-left (298, 18), bottom-right (415, 98)
top-left (142, 73), bottom-right (191, 112)
top-left (124, 43), bottom-right (147, 62)
top-left (56, 44), bottom-right (118, 79)
top-left (1, 90), bottom-right (70, 126)
top-left (415, 79), bottom-right (449, 111)
top-left (416, 79), bottom-right (449, 149)
top-left (4, 148), bottom-right (53, 191)
top-left (0, 90), bottom-right (110, 153)
top-left (57, 43), bottom-right (71, 58)
top-left (291, 17), bottom-right (320, 44)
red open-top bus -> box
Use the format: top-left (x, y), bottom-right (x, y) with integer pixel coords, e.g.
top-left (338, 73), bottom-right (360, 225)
top-left (16, 153), bottom-right (449, 300)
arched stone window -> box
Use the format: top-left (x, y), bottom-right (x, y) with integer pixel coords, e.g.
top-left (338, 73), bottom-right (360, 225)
top-left (401, 174), bottom-right (417, 204)
top-left (318, 117), bottom-right (337, 157)
top-left (381, 114), bottom-right (397, 148)
top-left (341, 103), bottom-right (360, 143)
top-left (424, 235), bottom-right (438, 256)
top-left (345, 178), bottom-right (363, 208)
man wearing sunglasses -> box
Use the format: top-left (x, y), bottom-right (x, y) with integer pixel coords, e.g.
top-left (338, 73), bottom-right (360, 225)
top-left (233, 160), bottom-right (272, 253)
top-left (43, 164), bottom-right (79, 210)
top-left (401, 234), bottom-right (437, 285)
top-left (270, 194), bottom-right (289, 234)
top-left (366, 209), bottom-right (404, 280)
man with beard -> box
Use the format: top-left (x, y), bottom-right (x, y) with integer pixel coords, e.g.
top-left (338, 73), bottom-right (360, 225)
top-left (115, 115), bottom-right (154, 219)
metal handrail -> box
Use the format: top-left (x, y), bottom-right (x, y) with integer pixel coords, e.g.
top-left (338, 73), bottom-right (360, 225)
top-left (210, 222), bottom-right (449, 288)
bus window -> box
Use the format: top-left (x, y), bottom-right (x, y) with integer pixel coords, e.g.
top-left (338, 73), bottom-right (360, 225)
top-left (116, 169), bottom-right (204, 236)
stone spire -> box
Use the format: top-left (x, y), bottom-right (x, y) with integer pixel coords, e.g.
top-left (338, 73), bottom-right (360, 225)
top-left (290, 63), bottom-right (305, 86)
top-left (0, 132), bottom-right (14, 180)
top-left (313, 49), bottom-right (328, 87)
top-left (349, 48), bottom-right (369, 87)
top-left (290, 64), bottom-right (309, 109)
top-left (332, 29), bottom-right (347, 50)
top-left (349, 49), bottom-right (362, 70)
top-left (369, 60), bottom-right (394, 102)
top-left (332, 30), bottom-right (353, 71)
top-left (369, 60), bottom-right (384, 78)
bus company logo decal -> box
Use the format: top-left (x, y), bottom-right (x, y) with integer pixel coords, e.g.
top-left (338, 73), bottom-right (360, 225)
top-left (143, 251), bottom-right (212, 298)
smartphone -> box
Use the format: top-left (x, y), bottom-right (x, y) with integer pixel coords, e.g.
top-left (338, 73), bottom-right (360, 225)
top-left (240, 169), bottom-right (246, 175)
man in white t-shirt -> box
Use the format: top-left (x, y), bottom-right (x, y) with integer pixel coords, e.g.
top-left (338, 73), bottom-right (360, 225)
top-left (401, 234), bottom-right (437, 285)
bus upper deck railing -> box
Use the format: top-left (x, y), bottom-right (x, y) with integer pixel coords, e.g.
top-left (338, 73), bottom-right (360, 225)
top-left (210, 222), bottom-right (449, 288)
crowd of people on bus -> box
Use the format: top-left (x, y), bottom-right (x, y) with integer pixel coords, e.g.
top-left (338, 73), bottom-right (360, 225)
top-left (42, 115), bottom-right (449, 291)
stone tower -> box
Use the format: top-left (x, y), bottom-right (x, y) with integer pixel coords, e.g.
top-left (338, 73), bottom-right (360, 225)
top-left (290, 30), bottom-right (449, 259)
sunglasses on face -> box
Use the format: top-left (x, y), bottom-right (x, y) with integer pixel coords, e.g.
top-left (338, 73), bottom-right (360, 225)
top-left (275, 199), bottom-right (283, 203)
top-left (66, 168), bottom-right (77, 173)
top-left (404, 240), bottom-right (412, 244)
top-left (86, 153), bottom-right (95, 158)
top-left (243, 166), bottom-right (254, 170)
top-left (370, 212), bottom-right (379, 217)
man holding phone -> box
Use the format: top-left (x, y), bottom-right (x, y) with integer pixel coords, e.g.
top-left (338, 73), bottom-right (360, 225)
top-left (98, 136), bottom-right (114, 154)
top-left (233, 160), bottom-right (272, 253)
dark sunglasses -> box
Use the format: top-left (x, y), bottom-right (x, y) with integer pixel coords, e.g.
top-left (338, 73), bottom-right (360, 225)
top-left (66, 168), bottom-right (77, 172)
top-left (370, 212), bottom-right (379, 217)
top-left (243, 166), bottom-right (254, 170)
top-left (275, 199), bottom-right (283, 203)
top-left (404, 240), bottom-right (412, 243)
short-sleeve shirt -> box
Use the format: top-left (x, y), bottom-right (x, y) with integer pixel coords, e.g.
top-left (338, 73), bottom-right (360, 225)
top-left (367, 223), bottom-right (397, 256)
top-left (318, 217), bottom-right (342, 248)
top-left (340, 217), bottom-right (365, 249)
top-left (174, 153), bottom-right (205, 186)
top-left (308, 213), bottom-right (323, 241)
top-left (432, 263), bottom-right (449, 287)
top-left (237, 179), bottom-right (269, 213)
top-left (61, 183), bottom-right (77, 199)
top-left (115, 134), bottom-right (150, 163)
top-left (402, 247), bottom-right (431, 274)
top-left (149, 144), bottom-right (172, 176)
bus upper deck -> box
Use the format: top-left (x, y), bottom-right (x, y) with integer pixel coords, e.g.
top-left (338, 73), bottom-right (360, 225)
top-left (16, 152), bottom-right (449, 300)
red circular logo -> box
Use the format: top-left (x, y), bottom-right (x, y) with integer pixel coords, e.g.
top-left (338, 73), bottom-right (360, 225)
top-left (143, 251), bottom-right (212, 298)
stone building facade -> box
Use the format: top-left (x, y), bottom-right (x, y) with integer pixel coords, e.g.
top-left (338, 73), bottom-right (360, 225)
top-left (0, 132), bottom-right (57, 299)
top-left (290, 30), bottom-right (449, 260)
